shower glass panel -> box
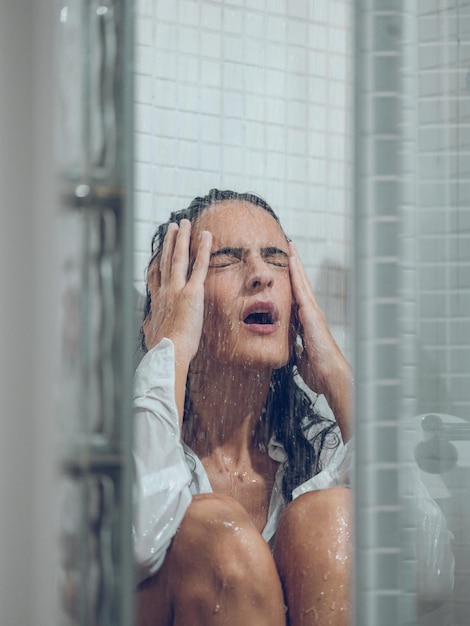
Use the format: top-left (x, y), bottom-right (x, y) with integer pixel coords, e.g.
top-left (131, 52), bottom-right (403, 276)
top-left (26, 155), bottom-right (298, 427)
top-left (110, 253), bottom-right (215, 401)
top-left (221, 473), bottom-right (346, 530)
top-left (413, 3), bottom-right (470, 624)
top-left (355, 1), bottom-right (470, 624)
top-left (56, 1), bottom-right (135, 624)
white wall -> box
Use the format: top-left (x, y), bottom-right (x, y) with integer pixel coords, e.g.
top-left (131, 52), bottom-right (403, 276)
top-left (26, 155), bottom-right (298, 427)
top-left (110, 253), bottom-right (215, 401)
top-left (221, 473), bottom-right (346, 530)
top-left (412, 3), bottom-right (470, 622)
top-left (133, 0), bottom-right (353, 353)
top-left (0, 1), bottom-right (58, 624)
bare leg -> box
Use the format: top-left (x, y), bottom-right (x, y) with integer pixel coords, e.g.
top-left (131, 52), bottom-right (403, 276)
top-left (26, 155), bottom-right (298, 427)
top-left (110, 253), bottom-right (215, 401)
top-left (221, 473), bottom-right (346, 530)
top-left (274, 487), bottom-right (351, 626)
top-left (136, 493), bottom-right (286, 626)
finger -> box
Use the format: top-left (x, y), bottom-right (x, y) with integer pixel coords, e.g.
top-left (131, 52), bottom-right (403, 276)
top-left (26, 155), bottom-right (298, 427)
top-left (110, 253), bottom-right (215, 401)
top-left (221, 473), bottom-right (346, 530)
top-left (189, 230), bottom-right (212, 285)
top-left (288, 242), bottom-right (313, 305)
top-left (160, 222), bottom-right (179, 287)
top-left (171, 219), bottom-right (192, 290)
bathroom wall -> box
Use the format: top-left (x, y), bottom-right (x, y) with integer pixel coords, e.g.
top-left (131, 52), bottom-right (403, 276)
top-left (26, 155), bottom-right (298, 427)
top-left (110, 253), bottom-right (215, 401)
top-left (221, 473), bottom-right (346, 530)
top-left (412, 2), bottom-right (470, 623)
top-left (133, 0), bottom-right (353, 353)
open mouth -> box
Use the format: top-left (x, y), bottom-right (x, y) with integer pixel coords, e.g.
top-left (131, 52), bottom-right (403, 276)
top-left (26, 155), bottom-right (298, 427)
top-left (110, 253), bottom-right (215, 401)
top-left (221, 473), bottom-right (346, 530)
top-left (242, 302), bottom-right (279, 330)
top-left (244, 311), bottom-right (274, 325)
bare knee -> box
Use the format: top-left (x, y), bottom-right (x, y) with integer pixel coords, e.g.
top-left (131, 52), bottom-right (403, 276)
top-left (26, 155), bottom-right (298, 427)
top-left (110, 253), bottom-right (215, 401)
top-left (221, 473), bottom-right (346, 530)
top-left (178, 492), bottom-right (266, 558)
top-left (274, 488), bottom-right (351, 625)
top-left (137, 493), bottom-right (285, 626)
top-left (175, 493), bottom-right (278, 592)
top-left (275, 487), bottom-right (351, 555)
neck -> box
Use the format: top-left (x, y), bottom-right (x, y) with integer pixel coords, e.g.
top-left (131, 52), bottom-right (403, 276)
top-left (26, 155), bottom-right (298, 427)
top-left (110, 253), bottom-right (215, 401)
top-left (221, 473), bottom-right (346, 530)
top-left (183, 361), bottom-right (273, 461)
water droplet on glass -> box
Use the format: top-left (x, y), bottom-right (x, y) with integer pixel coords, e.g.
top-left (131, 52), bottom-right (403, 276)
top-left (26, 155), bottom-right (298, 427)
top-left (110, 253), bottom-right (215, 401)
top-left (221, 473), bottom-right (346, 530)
top-left (75, 184), bottom-right (90, 199)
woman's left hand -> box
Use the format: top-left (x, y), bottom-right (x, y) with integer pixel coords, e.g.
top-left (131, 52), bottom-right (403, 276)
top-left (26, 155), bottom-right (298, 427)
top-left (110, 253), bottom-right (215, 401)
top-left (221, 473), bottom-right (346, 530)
top-left (289, 242), bottom-right (352, 441)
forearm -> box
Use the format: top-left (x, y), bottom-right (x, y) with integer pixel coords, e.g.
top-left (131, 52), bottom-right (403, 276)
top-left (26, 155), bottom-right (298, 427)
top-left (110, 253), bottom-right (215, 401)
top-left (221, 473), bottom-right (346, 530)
top-left (313, 358), bottom-right (352, 442)
top-left (298, 308), bottom-right (353, 441)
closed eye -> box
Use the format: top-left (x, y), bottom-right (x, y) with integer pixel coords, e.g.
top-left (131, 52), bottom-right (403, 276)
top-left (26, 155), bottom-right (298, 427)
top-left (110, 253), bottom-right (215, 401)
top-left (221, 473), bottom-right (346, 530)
top-left (209, 247), bottom-right (243, 268)
top-left (262, 247), bottom-right (289, 268)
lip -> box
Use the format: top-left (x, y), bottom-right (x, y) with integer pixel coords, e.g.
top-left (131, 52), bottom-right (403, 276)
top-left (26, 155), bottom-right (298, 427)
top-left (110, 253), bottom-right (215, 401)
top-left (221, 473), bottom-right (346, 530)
top-left (241, 301), bottom-right (280, 334)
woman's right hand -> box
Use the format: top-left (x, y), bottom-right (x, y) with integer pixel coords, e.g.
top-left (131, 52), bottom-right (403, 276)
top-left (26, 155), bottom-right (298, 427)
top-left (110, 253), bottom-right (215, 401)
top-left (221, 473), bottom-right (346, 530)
top-left (144, 219), bottom-right (212, 359)
top-left (143, 220), bottom-right (212, 420)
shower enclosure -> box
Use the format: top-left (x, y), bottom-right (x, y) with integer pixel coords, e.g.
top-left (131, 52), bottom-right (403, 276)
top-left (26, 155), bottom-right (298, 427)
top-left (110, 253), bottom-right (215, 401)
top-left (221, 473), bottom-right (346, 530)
top-left (50, 0), bottom-right (470, 624)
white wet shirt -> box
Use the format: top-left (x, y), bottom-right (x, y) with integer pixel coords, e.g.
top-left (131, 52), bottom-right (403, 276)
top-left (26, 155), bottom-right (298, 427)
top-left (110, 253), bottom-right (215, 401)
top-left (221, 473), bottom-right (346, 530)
top-left (133, 338), bottom-right (351, 584)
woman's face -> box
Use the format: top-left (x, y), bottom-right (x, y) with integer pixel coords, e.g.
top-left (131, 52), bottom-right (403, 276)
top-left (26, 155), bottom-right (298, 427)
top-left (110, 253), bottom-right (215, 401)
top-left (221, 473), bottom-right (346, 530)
top-left (190, 200), bottom-right (294, 371)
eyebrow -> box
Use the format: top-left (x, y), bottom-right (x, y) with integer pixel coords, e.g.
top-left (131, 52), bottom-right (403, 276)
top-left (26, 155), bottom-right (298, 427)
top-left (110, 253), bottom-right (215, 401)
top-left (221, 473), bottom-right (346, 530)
top-left (261, 247), bottom-right (289, 259)
top-left (210, 247), bottom-right (243, 259)
top-left (209, 246), bottom-right (289, 259)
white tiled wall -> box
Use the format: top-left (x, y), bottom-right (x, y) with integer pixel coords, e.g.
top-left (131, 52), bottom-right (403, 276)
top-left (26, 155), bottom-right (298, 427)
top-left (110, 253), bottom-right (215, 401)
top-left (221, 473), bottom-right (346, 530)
top-left (413, 2), bottom-right (470, 623)
top-left (415, 1), bottom-right (470, 421)
top-left (133, 0), bottom-right (353, 352)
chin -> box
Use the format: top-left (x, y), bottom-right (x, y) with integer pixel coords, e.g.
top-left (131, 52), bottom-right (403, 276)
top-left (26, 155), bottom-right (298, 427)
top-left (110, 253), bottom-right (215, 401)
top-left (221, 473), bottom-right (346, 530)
top-left (225, 345), bottom-right (290, 371)
top-left (198, 329), bottom-right (292, 372)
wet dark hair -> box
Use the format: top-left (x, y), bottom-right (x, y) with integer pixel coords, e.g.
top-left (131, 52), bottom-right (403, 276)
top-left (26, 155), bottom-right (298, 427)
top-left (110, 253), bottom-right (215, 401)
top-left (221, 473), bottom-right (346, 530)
top-left (149, 188), bottom-right (283, 261)
top-left (141, 189), bottom-right (339, 501)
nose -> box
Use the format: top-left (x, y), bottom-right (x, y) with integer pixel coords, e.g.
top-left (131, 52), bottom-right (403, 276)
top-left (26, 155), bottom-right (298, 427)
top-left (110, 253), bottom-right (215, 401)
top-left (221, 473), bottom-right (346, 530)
top-left (245, 256), bottom-right (274, 291)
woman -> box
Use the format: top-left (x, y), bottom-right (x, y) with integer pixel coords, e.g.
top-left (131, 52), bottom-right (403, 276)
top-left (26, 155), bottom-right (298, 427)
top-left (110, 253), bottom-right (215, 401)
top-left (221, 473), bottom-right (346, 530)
top-left (134, 189), bottom-right (352, 626)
